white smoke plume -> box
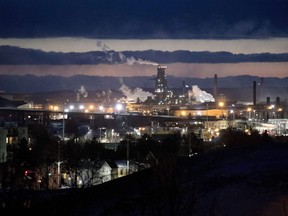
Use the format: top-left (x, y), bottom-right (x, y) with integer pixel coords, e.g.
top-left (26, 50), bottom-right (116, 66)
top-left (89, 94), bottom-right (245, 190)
top-left (75, 85), bottom-right (88, 101)
top-left (119, 78), bottom-right (154, 103)
top-left (125, 56), bottom-right (159, 66)
top-left (78, 85), bottom-right (88, 96)
top-left (189, 85), bottom-right (215, 103)
top-left (96, 41), bottom-right (114, 62)
top-left (96, 40), bottom-right (159, 66)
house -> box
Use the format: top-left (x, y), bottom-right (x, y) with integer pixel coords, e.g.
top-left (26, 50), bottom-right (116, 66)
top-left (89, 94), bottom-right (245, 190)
top-left (65, 160), bottom-right (114, 187)
top-left (0, 128), bottom-right (8, 163)
top-left (114, 160), bottom-right (140, 177)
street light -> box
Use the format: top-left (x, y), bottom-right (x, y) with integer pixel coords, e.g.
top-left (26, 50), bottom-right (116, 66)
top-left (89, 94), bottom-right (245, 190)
top-left (247, 107), bottom-right (252, 120)
top-left (218, 101), bottom-right (224, 108)
top-left (116, 103), bottom-right (123, 113)
top-left (99, 105), bottom-right (104, 112)
top-left (277, 108), bottom-right (283, 119)
top-left (230, 110), bottom-right (234, 120)
top-left (218, 101), bottom-right (225, 119)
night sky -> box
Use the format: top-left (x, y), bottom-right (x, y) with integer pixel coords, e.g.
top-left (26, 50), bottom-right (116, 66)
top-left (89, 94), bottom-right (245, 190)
top-left (0, 0), bottom-right (287, 39)
top-left (0, 0), bottom-right (287, 78)
top-left (0, 0), bottom-right (288, 39)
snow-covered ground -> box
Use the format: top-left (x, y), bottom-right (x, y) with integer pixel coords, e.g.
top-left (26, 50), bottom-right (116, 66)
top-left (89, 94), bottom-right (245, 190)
top-left (188, 142), bottom-right (288, 216)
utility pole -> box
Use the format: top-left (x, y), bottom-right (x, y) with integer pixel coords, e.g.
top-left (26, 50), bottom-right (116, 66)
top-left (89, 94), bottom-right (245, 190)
top-left (57, 141), bottom-right (61, 188)
top-left (188, 132), bottom-right (192, 156)
top-left (57, 109), bottom-right (65, 188)
top-left (127, 139), bottom-right (129, 174)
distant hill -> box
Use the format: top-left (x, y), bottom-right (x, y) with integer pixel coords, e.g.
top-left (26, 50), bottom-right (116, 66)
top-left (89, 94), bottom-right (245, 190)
top-left (1, 45), bottom-right (288, 65)
top-left (0, 74), bottom-right (287, 102)
top-left (0, 74), bottom-right (288, 92)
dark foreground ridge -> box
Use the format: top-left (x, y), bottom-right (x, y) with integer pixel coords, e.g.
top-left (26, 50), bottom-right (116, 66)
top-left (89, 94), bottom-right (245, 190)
top-left (2, 142), bottom-right (288, 216)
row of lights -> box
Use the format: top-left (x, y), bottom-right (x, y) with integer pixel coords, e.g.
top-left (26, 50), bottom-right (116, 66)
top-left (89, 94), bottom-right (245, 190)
top-left (49, 103), bottom-right (124, 113)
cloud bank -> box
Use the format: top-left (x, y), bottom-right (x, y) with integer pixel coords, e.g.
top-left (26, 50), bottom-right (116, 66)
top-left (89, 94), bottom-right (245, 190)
top-left (0, 0), bottom-right (287, 39)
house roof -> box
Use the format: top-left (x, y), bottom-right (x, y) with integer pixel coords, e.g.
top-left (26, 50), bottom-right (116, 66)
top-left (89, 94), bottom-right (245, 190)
top-left (0, 96), bottom-right (26, 108)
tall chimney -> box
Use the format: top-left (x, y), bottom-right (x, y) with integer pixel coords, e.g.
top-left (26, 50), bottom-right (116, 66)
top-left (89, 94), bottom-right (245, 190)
top-left (260, 78), bottom-right (264, 102)
top-left (253, 81), bottom-right (256, 106)
top-left (214, 74), bottom-right (218, 99)
top-left (266, 97), bottom-right (270, 105)
top-left (276, 97), bottom-right (280, 106)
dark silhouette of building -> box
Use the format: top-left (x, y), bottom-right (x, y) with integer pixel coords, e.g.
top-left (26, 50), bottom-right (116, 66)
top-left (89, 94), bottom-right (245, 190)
top-left (253, 81), bottom-right (257, 106)
top-left (154, 65), bottom-right (168, 102)
top-left (214, 74), bottom-right (218, 100)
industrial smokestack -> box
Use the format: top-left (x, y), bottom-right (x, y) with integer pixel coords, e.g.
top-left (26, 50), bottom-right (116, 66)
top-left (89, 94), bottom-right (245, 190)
top-left (155, 65), bottom-right (168, 101)
top-left (260, 77), bottom-right (264, 102)
top-left (266, 97), bottom-right (270, 105)
top-left (276, 97), bottom-right (280, 106)
top-left (253, 81), bottom-right (256, 106)
top-left (214, 74), bottom-right (218, 99)
top-left (182, 80), bottom-right (186, 96)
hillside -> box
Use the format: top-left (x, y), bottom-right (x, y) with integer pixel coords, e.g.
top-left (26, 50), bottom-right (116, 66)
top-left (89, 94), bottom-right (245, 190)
top-left (2, 142), bottom-right (288, 215)
top-left (0, 74), bottom-right (287, 102)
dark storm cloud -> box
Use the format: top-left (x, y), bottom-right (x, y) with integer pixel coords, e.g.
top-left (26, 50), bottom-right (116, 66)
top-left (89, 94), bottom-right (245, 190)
top-left (0, 0), bottom-right (287, 38)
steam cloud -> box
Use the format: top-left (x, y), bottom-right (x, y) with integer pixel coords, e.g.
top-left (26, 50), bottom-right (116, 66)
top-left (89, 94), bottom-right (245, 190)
top-left (75, 85), bottom-right (88, 101)
top-left (189, 85), bottom-right (215, 103)
top-left (78, 85), bottom-right (88, 96)
top-left (119, 78), bottom-right (154, 103)
top-left (96, 40), bottom-right (159, 66)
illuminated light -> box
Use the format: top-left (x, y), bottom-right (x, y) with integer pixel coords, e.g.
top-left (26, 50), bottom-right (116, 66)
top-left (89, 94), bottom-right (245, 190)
top-left (89, 105), bottom-right (94, 110)
top-left (99, 105), bottom-right (104, 112)
top-left (181, 111), bottom-right (186, 116)
top-left (218, 101), bottom-right (225, 107)
top-left (116, 103), bottom-right (123, 111)
top-left (64, 108), bottom-right (69, 112)
top-left (84, 109), bottom-right (89, 113)
top-left (69, 105), bottom-right (74, 110)
top-left (79, 105), bottom-right (84, 110)
top-left (247, 107), bottom-right (252, 112)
